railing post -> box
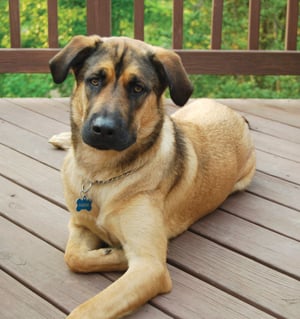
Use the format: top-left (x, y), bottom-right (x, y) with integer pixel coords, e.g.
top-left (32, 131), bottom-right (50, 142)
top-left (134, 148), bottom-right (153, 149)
top-left (285, 0), bottom-right (299, 50)
top-left (87, 0), bottom-right (111, 36)
top-left (47, 0), bottom-right (59, 48)
top-left (211, 0), bottom-right (223, 49)
top-left (248, 0), bottom-right (261, 50)
top-left (9, 0), bottom-right (21, 48)
top-left (134, 0), bottom-right (144, 40)
top-left (172, 0), bottom-right (183, 49)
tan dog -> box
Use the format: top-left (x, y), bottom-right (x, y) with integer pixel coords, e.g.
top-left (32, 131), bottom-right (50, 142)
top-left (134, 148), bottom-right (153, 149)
top-left (49, 35), bottom-right (256, 319)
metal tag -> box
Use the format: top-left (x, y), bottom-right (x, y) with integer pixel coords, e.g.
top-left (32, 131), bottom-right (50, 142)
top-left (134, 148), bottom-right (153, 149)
top-left (76, 196), bottom-right (92, 212)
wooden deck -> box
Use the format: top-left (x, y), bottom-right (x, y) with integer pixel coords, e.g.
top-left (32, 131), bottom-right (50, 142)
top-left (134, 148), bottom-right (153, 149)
top-left (0, 97), bottom-right (300, 319)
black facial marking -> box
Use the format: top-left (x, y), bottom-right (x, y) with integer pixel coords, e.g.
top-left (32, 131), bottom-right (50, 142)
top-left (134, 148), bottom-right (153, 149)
top-left (167, 119), bottom-right (186, 192)
top-left (115, 47), bottom-right (128, 80)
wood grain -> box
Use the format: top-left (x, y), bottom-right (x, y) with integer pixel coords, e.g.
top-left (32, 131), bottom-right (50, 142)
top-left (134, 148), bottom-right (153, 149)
top-left (0, 271), bottom-right (65, 319)
top-left (1, 49), bottom-right (300, 75)
top-left (191, 210), bottom-right (300, 279)
top-left (168, 231), bottom-right (300, 318)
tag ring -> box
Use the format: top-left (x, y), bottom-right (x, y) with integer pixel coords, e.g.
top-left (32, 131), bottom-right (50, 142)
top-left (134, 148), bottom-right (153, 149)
top-left (80, 182), bottom-right (92, 197)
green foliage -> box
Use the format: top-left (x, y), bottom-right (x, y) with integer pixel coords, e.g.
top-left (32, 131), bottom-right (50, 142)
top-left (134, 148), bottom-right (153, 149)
top-left (58, 0), bottom-right (86, 46)
top-left (190, 74), bottom-right (300, 98)
top-left (0, 73), bottom-right (74, 98)
top-left (112, 0), bottom-right (134, 37)
top-left (0, 0), bottom-right (299, 98)
top-left (144, 0), bottom-right (173, 47)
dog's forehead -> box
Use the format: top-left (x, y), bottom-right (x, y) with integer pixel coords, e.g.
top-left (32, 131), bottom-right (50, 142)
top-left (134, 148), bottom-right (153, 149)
top-left (102, 37), bottom-right (153, 56)
top-left (86, 37), bottom-right (154, 75)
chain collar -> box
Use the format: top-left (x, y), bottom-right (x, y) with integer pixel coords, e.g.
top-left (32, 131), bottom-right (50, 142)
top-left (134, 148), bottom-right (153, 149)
top-left (80, 167), bottom-right (140, 198)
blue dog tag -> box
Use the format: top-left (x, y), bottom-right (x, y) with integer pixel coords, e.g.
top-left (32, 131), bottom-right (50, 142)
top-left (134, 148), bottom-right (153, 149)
top-left (76, 196), bottom-right (92, 212)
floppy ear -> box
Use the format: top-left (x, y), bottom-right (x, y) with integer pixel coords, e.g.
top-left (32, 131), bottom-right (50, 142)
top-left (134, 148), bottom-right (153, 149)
top-left (153, 47), bottom-right (193, 106)
top-left (49, 35), bottom-right (102, 84)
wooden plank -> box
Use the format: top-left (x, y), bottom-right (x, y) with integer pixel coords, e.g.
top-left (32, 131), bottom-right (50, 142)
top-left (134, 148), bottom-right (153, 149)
top-left (53, 97), bottom-right (71, 107)
top-left (252, 131), bottom-right (300, 163)
top-left (0, 99), bottom-right (68, 138)
top-left (177, 50), bottom-right (300, 75)
top-left (191, 210), bottom-right (300, 279)
top-left (6, 98), bottom-right (70, 125)
top-left (0, 49), bottom-right (58, 73)
top-left (0, 144), bottom-right (65, 206)
top-left (168, 232), bottom-right (300, 318)
top-left (248, 0), bottom-right (261, 50)
top-left (156, 265), bottom-right (275, 319)
top-left (0, 120), bottom-right (64, 170)
top-left (1, 49), bottom-right (300, 75)
top-left (0, 218), bottom-right (169, 319)
top-left (172, 0), bottom-right (183, 49)
top-left (0, 271), bottom-right (65, 319)
top-left (222, 192), bottom-right (300, 241)
top-left (134, 0), bottom-right (144, 41)
top-left (249, 171), bottom-right (300, 211)
top-left (87, 0), bottom-right (111, 36)
top-left (0, 176), bottom-right (68, 250)
top-left (236, 110), bottom-right (300, 144)
top-left (218, 98), bottom-right (300, 127)
top-left (47, 0), bottom-right (59, 48)
top-left (285, 0), bottom-right (299, 50)
top-left (0, 217), bottom-right (110, 313)
top-left (8, 0), bottom-right (21, 48)
top-left (256, 150), bottom-right (300, 185)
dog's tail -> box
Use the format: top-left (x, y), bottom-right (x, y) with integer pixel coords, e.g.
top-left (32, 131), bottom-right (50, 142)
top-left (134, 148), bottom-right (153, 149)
top-left (49, 132), bottom-right (71, 150)
top-left (242, 116), bottom-right (251, 129)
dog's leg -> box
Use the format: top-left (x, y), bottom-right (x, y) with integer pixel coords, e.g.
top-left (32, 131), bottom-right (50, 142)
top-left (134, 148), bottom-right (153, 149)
top-left (65, 219), bottom-right (128, 272)
top-left (66, 198), bottom-right (172, 319)
top-left (231, 150), bottom-right (256, 194)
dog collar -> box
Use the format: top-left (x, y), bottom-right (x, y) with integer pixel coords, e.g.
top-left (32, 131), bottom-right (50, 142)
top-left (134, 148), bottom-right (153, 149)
top-left (76, 167), bottom-right (139, 212)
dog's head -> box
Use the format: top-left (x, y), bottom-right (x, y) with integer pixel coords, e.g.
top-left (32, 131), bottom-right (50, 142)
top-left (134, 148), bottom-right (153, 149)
top-left (49, 36), bottom-right (193, 153)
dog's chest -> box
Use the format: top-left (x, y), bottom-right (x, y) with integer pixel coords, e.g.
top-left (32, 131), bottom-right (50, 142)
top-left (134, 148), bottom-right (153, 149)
top-left (72, 191), bottom-right (120, 246)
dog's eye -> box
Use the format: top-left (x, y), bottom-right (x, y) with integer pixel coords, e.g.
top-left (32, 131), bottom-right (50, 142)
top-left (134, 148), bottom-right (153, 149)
top-left (132, 84), bottom-right (144, 94)
top-left (89, 78), bottom-right (100, 87)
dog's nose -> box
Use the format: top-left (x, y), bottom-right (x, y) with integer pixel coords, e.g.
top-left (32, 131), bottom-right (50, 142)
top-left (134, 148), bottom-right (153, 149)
top-left (91, 117), bottom-right (116, 138)
top-left (82, 112), bottom-right (136, 151)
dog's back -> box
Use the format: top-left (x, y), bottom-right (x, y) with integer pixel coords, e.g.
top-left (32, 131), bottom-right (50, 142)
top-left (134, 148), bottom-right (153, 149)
top-left (164, 99), bottom-right (256, 237)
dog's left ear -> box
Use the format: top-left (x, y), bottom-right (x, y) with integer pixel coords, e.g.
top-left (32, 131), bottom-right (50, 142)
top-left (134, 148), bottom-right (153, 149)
top-left (153, 48), bottom-right (193, 106)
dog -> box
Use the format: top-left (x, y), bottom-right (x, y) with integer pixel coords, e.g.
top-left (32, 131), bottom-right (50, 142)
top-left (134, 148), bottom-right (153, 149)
top-left (49, 35), bottom-right (256, 319)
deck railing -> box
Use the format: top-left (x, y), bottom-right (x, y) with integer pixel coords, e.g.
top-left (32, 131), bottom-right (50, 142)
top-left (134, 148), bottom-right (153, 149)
top-left (0, 0), bottom-right (299, 75)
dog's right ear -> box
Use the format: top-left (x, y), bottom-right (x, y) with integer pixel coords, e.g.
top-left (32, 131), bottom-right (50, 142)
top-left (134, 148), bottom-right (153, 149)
top-left (49, 35), bottom-right (102, 84)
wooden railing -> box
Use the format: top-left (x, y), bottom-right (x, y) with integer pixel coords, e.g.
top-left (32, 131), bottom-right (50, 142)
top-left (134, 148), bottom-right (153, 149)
top-left (0, 0), bottom-right (299, 75)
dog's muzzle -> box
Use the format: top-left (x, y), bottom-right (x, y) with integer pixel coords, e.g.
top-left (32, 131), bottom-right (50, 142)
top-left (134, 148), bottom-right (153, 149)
top-left (82, 112), bottom-right (136, 151)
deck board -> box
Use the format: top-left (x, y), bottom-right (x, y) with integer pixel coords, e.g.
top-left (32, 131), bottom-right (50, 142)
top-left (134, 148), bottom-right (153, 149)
top-left (0, 271), bottom-right (66, 319)
top-left (1, 98), bottom-right (300, 318)
top-left (168, 232), bottom-right (300, 318)
top-left (191, 210), bottom-right (300, 279)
